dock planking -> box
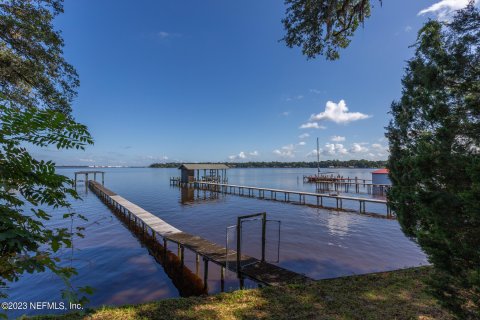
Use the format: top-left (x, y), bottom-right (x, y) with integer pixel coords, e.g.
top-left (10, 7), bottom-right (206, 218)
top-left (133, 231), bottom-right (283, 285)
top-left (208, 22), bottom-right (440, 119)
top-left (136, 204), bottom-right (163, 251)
top-left (88, 180), bottom-right (311, 288)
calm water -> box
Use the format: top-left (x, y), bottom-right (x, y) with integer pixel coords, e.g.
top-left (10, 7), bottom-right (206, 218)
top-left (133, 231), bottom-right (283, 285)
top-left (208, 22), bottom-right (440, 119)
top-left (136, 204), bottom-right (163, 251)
top-left (5, 168), bottom-right (428, 318)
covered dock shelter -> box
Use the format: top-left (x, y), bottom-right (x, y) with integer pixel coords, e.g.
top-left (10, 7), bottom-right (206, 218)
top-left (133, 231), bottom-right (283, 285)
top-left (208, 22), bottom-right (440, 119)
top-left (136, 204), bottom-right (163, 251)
top-left (74, 170), bottom-right (105, 186)
top-left (178, 163), bottom-right (229, 183)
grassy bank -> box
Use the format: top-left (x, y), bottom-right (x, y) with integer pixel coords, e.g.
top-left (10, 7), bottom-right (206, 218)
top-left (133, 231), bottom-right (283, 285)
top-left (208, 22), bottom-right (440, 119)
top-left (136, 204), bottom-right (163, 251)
top-left (32, 267), bottom-right (452, 320)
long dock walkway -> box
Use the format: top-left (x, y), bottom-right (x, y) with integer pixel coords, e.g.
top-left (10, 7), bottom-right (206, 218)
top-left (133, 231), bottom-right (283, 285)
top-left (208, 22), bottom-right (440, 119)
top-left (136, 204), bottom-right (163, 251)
top-left (88, 181), bottom-right (311, 289)
top-left (172, 179), bottom-right (393, 217)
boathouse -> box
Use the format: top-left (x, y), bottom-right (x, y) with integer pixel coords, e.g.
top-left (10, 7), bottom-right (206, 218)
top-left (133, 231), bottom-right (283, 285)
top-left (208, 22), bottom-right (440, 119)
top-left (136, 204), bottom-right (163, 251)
top-left (371, 168), bottom-right (390, 185)
top-left (178, 163), bottom-right (229, 183)
top-left (372, 169), bottom-right (390, 195)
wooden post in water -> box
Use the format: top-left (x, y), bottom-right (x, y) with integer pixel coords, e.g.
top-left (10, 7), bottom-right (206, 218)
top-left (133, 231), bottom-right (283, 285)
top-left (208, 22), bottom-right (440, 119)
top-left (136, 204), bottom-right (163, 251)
top-left (261, 212), bottom-right (266, 262)
top-left (180, 246), bottom-right (184, 267)
top-left (236, 217), bottom-right (241, 278)
top-left (163, 238), bottom-right (167, 261)
top-left (203, 257), bottom-right (209, 291)
top-left (220, 266), bottom-right (225, 292)
top-left (196, 253), bottom-right (200, 276)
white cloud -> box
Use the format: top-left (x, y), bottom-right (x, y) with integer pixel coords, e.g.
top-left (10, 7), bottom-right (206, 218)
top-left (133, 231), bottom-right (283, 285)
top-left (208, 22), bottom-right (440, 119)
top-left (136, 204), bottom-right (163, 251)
top-left (304, 141), bottom-right (389, 159)
top-left (331, 135), bottom-right (346, 142)
top-left (158, 31), bottom-right (170, 38)
top-left (309, 89), bottom-right (323, 94)
top-left (286, 95), bottom-right (304, 101)
top-left (281, 111), bottom-right (290, 116)
top-left (324, 143), bottom-right (349, 156)
top-left (229, 150), bottom-right (258, 160)
top-left (157, 31), bottom-right (182, 39)
top-left (308, 143), bottom-right (349, 157)
top-left (299, 122), bottom-right (326, 129)
top-left (298, 141), bottom-right (306, 146)
top-left (306, 149), bottom-right (320, 157)
top-left (418, 0), bottom-right (477, 20)
top-left (404, 25), bottom-right (412, 32)
top-left (309, 100), bottom-right (370, 124)
top-left (228, 151), bottom-right (246, 160)
top-left (350, 143), bottom-right (369, 153)
top-left (371, 143), bottom-right (389, 155)
top-left (273, 144), bottom-right (295, 158)
top-left (299, 133), bottom-right (310, 139)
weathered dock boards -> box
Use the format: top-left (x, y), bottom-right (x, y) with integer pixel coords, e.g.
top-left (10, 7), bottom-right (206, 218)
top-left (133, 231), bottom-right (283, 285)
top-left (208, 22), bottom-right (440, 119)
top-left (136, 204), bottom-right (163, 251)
top-left (172, 179), bottom-right (393, 217)
top-left (89, 181), bottom-right (311, 289)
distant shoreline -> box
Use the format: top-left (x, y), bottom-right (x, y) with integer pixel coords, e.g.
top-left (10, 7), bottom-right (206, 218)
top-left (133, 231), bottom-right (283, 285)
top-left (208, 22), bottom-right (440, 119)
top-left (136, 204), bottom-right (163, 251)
top-left (55, 160), bottom-right (387, 169)
top-left (149, 160), bottom-right (387, 169)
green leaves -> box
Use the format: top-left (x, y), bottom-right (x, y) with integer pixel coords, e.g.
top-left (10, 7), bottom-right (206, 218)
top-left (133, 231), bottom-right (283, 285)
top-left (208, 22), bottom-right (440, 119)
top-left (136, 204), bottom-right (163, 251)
top-left (0, 105), bottom-right (94, 301)
top-left (0, 105), bottom-right (93, 149)
top-left (0, 0), bottom-right (78, 114)
top-left (282, 0), bottom-right (380, 60)
top-left (0, 0), bottom-right (95, 310)
top-left (386, 4), bottom-right (480, 318)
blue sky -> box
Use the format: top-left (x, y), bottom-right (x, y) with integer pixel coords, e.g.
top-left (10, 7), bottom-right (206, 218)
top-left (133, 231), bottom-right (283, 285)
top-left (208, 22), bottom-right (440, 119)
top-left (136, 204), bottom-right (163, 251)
top-left (31, 0), bottom-right (477, 166)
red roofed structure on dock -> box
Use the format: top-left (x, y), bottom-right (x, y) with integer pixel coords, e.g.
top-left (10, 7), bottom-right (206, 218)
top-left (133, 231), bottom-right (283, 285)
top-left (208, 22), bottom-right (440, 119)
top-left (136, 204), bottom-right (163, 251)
top-left (372, 168), bottom-right (389, 175)
top-left (371, 168), bottom-right (390, 185)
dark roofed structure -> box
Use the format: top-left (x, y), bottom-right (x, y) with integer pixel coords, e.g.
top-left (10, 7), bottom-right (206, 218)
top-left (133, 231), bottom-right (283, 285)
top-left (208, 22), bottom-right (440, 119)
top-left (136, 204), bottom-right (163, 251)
top-left (179, 163), bottom-right (229, 183)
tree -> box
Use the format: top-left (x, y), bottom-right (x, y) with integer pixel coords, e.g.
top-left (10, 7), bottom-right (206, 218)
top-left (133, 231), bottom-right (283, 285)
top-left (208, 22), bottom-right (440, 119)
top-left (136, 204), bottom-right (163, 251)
top-left (282, 0), bottom-right (381, 59)
top-left (0, 0), bottom-right (93, 304)
top-left (386, 4), bottom-right (480, 318)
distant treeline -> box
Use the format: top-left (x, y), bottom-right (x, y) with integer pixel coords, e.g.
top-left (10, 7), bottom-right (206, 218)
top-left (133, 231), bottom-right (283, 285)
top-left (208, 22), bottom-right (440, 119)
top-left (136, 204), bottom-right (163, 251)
top-left (150, 160), bottom-right (387, 169)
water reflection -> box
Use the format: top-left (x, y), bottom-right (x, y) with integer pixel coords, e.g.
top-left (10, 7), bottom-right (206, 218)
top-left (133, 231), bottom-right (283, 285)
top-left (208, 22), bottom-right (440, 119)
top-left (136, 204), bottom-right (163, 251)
top-left (95, 185), bottom-right (207, 297)
top-left (326, 212), bottom-right (351, 237)
top-left (180, 187), bottom-right (221, 205)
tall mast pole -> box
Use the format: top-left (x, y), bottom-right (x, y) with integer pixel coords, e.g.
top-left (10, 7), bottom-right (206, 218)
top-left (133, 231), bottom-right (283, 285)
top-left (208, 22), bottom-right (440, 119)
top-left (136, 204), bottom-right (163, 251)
top-left (317, 137), bottom-right (320, 176)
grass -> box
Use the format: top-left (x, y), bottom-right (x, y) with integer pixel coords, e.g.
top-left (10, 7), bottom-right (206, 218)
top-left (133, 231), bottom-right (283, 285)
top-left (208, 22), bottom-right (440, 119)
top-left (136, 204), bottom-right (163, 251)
top-left (30, 267), bottom-right (452, 320)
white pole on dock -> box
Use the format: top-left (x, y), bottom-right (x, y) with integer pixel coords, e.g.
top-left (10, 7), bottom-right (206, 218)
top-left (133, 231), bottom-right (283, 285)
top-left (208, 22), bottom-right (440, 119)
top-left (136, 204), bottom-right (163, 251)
top-left (317, 137), bottom-right (320, 176)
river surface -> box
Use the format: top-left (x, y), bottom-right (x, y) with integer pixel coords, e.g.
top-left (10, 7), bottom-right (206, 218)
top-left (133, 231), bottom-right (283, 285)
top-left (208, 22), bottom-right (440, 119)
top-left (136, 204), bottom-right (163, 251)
top-left (4, 168), bottom-right (428, 318)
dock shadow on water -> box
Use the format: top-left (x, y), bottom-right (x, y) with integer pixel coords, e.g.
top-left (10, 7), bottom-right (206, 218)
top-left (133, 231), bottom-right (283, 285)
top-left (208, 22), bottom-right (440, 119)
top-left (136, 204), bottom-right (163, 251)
top-left (95, 186), bottom-right (207, 297)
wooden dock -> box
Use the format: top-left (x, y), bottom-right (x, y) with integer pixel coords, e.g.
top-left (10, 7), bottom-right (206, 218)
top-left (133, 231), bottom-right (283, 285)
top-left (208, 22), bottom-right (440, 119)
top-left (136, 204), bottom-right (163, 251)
top-left (88, 181), bottom-right (311, 290)
top-left (171, 179), bottom-right (393, 218)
